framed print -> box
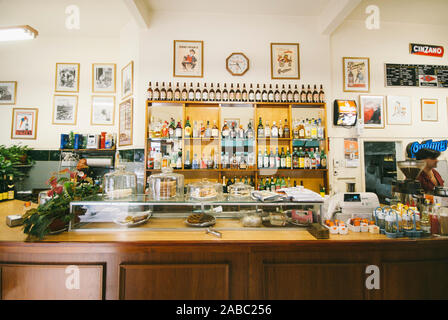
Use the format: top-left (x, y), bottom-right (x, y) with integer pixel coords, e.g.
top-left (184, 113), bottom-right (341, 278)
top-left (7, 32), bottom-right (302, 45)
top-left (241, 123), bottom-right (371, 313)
top-left (121, 61), bottom-right (134, 99)
top-left (119, 98), bottom-right (133, 146)
top-left (55, 63), bottom-right (80, 92)
top-left (421, 98), bottom-right (438, 122)
top-left (173, 40), bottom-right (203, 78)
top-left (92, 63), bottom-right (116, 93)
top-left (91, 95), bottom-right (115, 126)
top-left (0, 81), bottom-right (17, 105)
top-left (343, 57), bottom-right (370, 92)
top-left (270, 43), bottom-right (300, 80)
top-left (359, 95), bottom-right (385, 129)
top-left (11, 108), bottom-right (38, 140)
top-left (387, 95), bottom-right (412, 125)
top-left (52, 95), bottom-right (78, 125)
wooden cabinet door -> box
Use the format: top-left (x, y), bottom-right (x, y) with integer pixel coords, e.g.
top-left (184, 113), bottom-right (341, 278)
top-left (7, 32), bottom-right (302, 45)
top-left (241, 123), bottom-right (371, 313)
top-left (120, 264), bottom-right (229, 300)
top-left (0, 264), bottom-right (104, 300)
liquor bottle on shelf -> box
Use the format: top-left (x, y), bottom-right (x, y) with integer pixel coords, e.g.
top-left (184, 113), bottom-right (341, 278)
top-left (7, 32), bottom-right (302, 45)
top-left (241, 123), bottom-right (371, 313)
top-left (205, 120), bottom-right (211, 138)
top-left (181, 83), bottom-right (188, 101)
top-left (236, 84), bottom-right (242, 101)
top-left (202, 83), bottom-right (209, 101)
top-left (246, 120), bottom-right (254, 139)
top-left (258, 150), bottom-right (263, 169)
top-left (222, 176), bottom-right (227, 193)
top-left (310, 148), bottom-right (316, 169)
top-left (318, 118), bottom-right (325, 139)
top-left (311, 119), bottom-right (318, 139)
top-left (299, 120), bottom-right (306, 139)
top-left (298, 147), bottom-right (305, 169)
top-left (222, 84), bottom-right (229, 101)
top-left (214, 147), bottom-right (219, 169)
top-left (174, 82), bottom-right (181, 101)
top-left (275, 148), bottom-right (281, 169)
top-left (176, 150), bottom-right (182, 169)
top-left (268, 84), bottom-right (274, 102)
top-left (281, 84), bottom-right (287, 102)
top-left (184, 117), bottom-right (192, 138)
top-left (230, 122), bottom-right (237, 139)
top-left (320, 150), bottom-right (327, 169)
top-left (188, 82), bottom-right (194, 101)
top-left (195, 83), bottom-right (202, 101)
top-left (167, 82), bottom-right (173, 100)
top-left (286, 85), bottom-right (293, 102)
top-left (175, 120), bottom-right (183, 138)
top-left (315, 147), bottom-right (321, 168)
top-left (286, 148), bottom-right (292, 169)
top-left (262, 84), bottom-right (268, 102)
top-left (242, 84), bottom-right (248, 101)
top-left (212, 120), bottom-right (219, 138)
top-left (274, 84), bottom-right (280, 102)
top-left (168, 118), bottom-right (175, 138)
top-left (271, 121), bottom-right (278, 138)
top-left (263, 148), bottom-right (269, 168)
top-left (304, 119), bottom-right (312, 139)
top-left (221, 121), bottom-right (229, 139)
top-left (292, 119), bottom-right (299, 139)
top-left (215, 83), bottom-right (222, 101)
top-left (280, 147), bottom-right (286, 169)
top-left (292, 147), bottom-right (299, 169)
top-left (153, 82), bottom-right (160, 100)
top-left (306, 85), bottom-right (313, 103)
top-left (160, 82), bottom-right (167, 100)
top-left (283, 119), bottom-right (290, 138)
top-left (192, 153), bottom-right (199, 169)
top-left (257, 117), bottom-right (264, 138)
top-left (319, 84), bottom-right (325, 103)
top-left (7, 175), bottom-right (14, 201)
top-left (264, 120), bottom-right (271, 138)
top-left (209, 83), bottom-right (215, 101)
top-left (229, 84), bottom-right (235, 101)
top-left (278, 120), bottom-right (283, 138)
top-left (184, 150), bottom-right (191, 169)
top-left (200, 121), bottom-right (206, 138)
top-left (255, 84), bottom-right (261, 102)
top-left (147, 81), bottom-right (153, 101)
top-left (293, 85), bottom-right (300, 103)
top-left (300, 85), bottom-right (307, 103)
top-left (238, 123), bottom-right (245, 139)
top-left (312, 85), bottom-right (319, 103)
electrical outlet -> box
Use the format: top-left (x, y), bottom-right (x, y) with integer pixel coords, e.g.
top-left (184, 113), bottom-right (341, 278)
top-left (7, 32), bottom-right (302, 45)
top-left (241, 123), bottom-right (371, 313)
top-left (333, 159), bottom-right (341, 168)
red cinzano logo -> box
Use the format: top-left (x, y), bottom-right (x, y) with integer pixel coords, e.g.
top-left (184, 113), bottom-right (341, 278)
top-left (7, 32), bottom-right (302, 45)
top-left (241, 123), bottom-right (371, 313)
top-left (410, 43), bottom-right (444, 58)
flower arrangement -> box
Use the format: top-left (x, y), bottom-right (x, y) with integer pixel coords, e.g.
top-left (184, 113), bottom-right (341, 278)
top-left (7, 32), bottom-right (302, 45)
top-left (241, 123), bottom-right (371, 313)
top-left (23, 160), bottom-right (99, 240)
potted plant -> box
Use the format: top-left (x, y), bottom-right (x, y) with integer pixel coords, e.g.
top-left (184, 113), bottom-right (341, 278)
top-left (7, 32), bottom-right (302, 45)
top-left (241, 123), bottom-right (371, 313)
top-left (23, 165), bottom-right (99, 240)
top-left (0, 144), bottom-right (35, 179)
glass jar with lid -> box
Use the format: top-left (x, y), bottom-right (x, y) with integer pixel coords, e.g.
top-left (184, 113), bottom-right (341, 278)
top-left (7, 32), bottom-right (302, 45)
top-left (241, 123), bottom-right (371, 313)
top-left (147, 167), bottom-right (184, 200)
top-left (228, 182), bottom-right (253, 199)
top-left (186, 179), bottom-right (223, 201)
top-left (103, 165), bottom-right (137, 199)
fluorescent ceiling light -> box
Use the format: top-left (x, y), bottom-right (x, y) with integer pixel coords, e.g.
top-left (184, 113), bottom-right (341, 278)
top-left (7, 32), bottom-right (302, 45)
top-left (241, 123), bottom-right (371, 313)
top-left (0, 25), bottom-right (38, 42)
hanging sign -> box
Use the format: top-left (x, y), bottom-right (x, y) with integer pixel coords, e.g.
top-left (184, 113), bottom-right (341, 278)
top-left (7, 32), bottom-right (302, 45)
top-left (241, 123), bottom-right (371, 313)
top-left (410, 43), bottom-right (444, 58)
top-left (407, 140), bottom-right (448, 158)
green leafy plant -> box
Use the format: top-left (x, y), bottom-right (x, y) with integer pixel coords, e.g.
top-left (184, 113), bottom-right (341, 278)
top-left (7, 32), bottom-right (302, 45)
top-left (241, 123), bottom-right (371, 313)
top-left (0, 144), bottom-right (35, 178)
top-left (23, 168), bottom-right (99, 240)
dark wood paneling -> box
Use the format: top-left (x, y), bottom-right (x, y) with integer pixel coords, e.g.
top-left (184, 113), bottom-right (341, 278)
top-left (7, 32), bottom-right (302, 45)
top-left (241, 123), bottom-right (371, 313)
top-left (263, 263), bottom-right (366, 300)
top-left (120, 264), bottom-right (229, 300)
top-left (382, 260), bottom-right (448, 299)
top-left (0, 264), bottom-right (104, 300)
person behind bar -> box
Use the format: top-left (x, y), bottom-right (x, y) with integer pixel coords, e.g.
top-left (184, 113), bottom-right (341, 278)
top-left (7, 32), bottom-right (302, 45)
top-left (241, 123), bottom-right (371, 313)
top-left (416, 148), bottom-right (444, 193)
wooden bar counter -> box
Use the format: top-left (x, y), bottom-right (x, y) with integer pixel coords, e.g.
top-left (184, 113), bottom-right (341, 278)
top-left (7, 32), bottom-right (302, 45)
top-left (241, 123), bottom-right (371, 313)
top-left (1, 200), bottom-right (448, 300)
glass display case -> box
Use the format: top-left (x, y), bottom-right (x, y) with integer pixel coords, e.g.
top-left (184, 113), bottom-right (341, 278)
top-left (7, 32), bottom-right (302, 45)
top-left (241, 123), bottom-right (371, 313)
top-left (147, 167), bottom-right (184, 200)
top-left (69, 195), bottom-right (323, 232)
top-left (103, 165), bottom-right (137, 199)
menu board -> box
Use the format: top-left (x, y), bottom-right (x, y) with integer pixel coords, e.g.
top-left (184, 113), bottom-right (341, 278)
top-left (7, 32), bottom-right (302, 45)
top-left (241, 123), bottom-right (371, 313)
top-left (385, 63), bottom-right (448, 88)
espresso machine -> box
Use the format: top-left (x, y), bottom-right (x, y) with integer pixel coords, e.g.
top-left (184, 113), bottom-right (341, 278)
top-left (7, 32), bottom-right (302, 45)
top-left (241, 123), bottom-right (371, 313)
top-left (391, 159), bottom-right (425, 207)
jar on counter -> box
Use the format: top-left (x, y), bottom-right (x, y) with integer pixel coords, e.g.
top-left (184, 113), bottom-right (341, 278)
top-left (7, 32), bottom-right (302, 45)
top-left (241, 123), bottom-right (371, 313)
top-left (385, 214), bottom-right (396, 233)
top-left (430, 204), bottom-right (441, 235)
top-left (440, 211), bottom-right (448, 236)
top-left (375, 209), bottom-right (385, 230)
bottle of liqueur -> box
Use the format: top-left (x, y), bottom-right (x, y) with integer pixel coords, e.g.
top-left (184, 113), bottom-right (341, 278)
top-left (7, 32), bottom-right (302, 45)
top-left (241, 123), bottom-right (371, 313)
top-left (255, 84), bottom-right (262, 102)
top-left (315, 147), bottom-right (321, 168)
top-left (230, 122), bottom-right (237, 139)
top-left (271, 121), bottom-right (279, 138)
top-left (248, 84), bottom-right (255, 102)
top-left (280, 147), bottom-right (286, 169)
top-left (275, 177), bottom-right (281, 191)
top-left (167, 82), bottom-right (173, 100)
top-left (292, 148), bottom-right (299, 169)
top-left (168, 118), bottom-right (175, 138)
top-left (300, 84), bottom-right (307, 103)
top-left (270, 177), bottom-right (276, 191)
top-left (174, 82), bottom-right (181, 101)
top-left (258, 150), bottom-right (263, 169)
top-left (281, 84), bottom-right (287, 102)
top-left (236, 84), bottom-right (242, 101)
top-left (212, 120), bottom-right (219, 138)
top-left (312, 85), bottom-right (319, 103)
top-left (311, 119), bottom-right (318, 139)
top-left (241, 84), bottom-right (247, 101)
top-left (286, 148), bottom-right (292, 169)
top-left (310, 148), bottom-right (317, 169)
top-left (306, 85), bottom-right (313, 103)
top-left (269, 148), bottom-right (276, 168)
top-left (181, 83), bottom-right (188, 101)
top-left (209, 83), bottom-right (215, 101)
top-left (147, 81), bottom-right (153, 101)
top-left (278, 120), bottom-right (283, 138)
top-left (305, 119), bottom-right (312, 139)
top-left (262, 84), bottom-right (268, 102)
top-left (274, 84), bottom-right (281, 102)
top-left (176, 150), bottom-right (183, 169)
top-left (298, 147), bottom-right (305, 169)
top-left (287, 85), bottom-right (293, 102)
top-left (228, 84), bottom-right (235, 101)
top-left (263, 148), bottom-right (269, 168)
top-left (297, 120), bottom-right (304, 139)
top-left (184, 150), bottom-right (191, 169)
top-left (2, 175), bottom-right (8, 200)
top-left (153, 82), bottom-right (160, 100)
top-left (317, 119), bottom-right (325, 140)
top-left (205, 120), bottom-right (211, 138)
top-left (320, 149), bottom-right (327, 169)
top-left (175, 121), bottom-right (183, 138)
top-left (221, 121), bottom-right (230, 139)
top-left (188, 82), bottom-right (195, 101)
top-left (195, 83), bottom-right (202, 101)
top-left (319, 84), bottom-right (325, 103)
top-left (275, 148), bottom-right (281, 169)
top-left (268, 84), bottom-right (274, 102)
top-left (264, 120), bottom-right (271, 138)
top-left (184, 116), bottom-right (192, 138)
top-left (222, 83), bottom-right (229, 101)
top-left (257, 117), bottom-right (264, 138)
top-left (226, 176), bottom-right (232, 192)
top-left (200, 121), bottom-right (206, 138)
top-left (202, 83), bottom-right (209, 101)
top-left (283, 119), bottom-right (290, 138)
top-left (160, 82), bottom-right (167, 100)
top-left (293, 85), bottom-right (300, 103)
top-left (215, 83), bottom-right (222, 101)
top-left (222, 176), bottom-right (227, 193)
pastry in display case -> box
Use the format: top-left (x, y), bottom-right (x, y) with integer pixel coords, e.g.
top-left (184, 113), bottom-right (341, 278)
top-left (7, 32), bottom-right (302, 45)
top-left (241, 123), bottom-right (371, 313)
top-left (186, 179), bottom-right (223, 201)
top-left (102, 165), bottom-right (137, 199)
top-left (228, 182), bottom-right (253, 199)
top-left (147, 167), bottom-right (184, 200)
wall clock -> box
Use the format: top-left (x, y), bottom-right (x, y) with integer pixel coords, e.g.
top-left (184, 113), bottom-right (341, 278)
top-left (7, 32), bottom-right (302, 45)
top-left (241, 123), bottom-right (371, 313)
top-left (226, 52), bottom-right (249, 76)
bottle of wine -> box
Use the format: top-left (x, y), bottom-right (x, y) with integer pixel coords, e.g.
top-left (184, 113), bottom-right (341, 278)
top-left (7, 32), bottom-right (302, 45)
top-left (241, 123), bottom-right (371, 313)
top-left (293, 85), bottom-right (300, 103)
top-left (271, 121), bottom-right (278, 138)
top-left (268, 84), bottom-right (274, 102)
top-left (174, 82), bottom-right (181, 101)
top-left (312, 85), bottom-right (319, 103)
top-left (222, 83), bottom-right (229, 101)
top-left (286, 148), bottom-right (292, 169)
top-left (222, 176), bottom-right (227, 193)
top-left (160, 82), bottom-right (167, 100)
top-left (181, 83), bottom-right (188, 101)
top-left (264, 120), bottom-right (271, 138)
top-left (319, 84), bottom-right (325, 103)
top-left (153, 82), bottom-right (160, 100)
top-left (241, 84), bottom-right (247, 101)
top-left (287, 85), bottom-right (293, 102)
top-left (300, 85), bottom-right (307, 103)
top-left (188, 82), bottom-right (195, 101)
top-left (262, 84), bottom-right (268, 102)
top-left (221, 121), bottom-right (230, 139)
top-left (257, 117), bottom-right (264, 138)
top-left (229, 84), bottom-right (235, 101)
top-left (255, 84), bottom-right (261, 102)
top-left (184, 116), bottom-right (192, 138)
top-left (274, 84), bottom-right (280, 102)
top-left (280, 147), bottom-right (286, 169)
top-left (209, 83), bottom-right (215, 101)
top-left (278, 120), bottom-right (283, 138)
top-left (249, 84), bottom-right (255, 102)
top-left (306, 85), bottom-right (313, 103)
top-left (147, 81), bottom-right (153, 101)
top-left (215, 83), bottom-right (222, 101)
top-left (167, 82), bottom-right (173, 100)
top-left (195, 83), bottom-right (202, 101)
top-left (212, 120), bottom-right (219, 138)
top-left (283, 119), bottom-right (290, 138)
top-left (202, 83), bottom-right (209, 101)
top-left (235, 84), bottom-right (242, 101)
top-left (281, 84), bottom-right (287, 102)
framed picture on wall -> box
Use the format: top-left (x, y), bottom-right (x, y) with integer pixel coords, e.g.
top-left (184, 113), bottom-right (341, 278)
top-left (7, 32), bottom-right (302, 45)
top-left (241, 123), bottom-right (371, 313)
top-left (91, 95), bottom-right (115, 126)
top-left (386, 95), bottom-right (412, 125)
top-left (270, 43), bottom-right (300, 79)
top-left (360, 95), bottom-right (385, 128)
top-left (92, 63), bottom-right (116, 93)
top-left (173, 40), bottom-right (204, 78)
top-left (11, 108), bottom-right (38, 140)
top-left (121, 61), bottom-right (134, 99)
top-left (343, 57), bottom-right (370, 92)
top-left (0, 81), bottom-right (17, 105)
top-left (119, 97), bottom-right (133, 146)
top-left (421, 98), bottom-right (438, 122)
top-left (52, 95), bottom-right (78, 125)
top-left (55, 63), bottom-right (80, 92)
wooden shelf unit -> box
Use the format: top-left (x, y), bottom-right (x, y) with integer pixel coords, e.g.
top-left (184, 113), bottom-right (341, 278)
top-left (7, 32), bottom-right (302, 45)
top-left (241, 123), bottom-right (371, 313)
top-left (145, 100), bottom-right (329, 193)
